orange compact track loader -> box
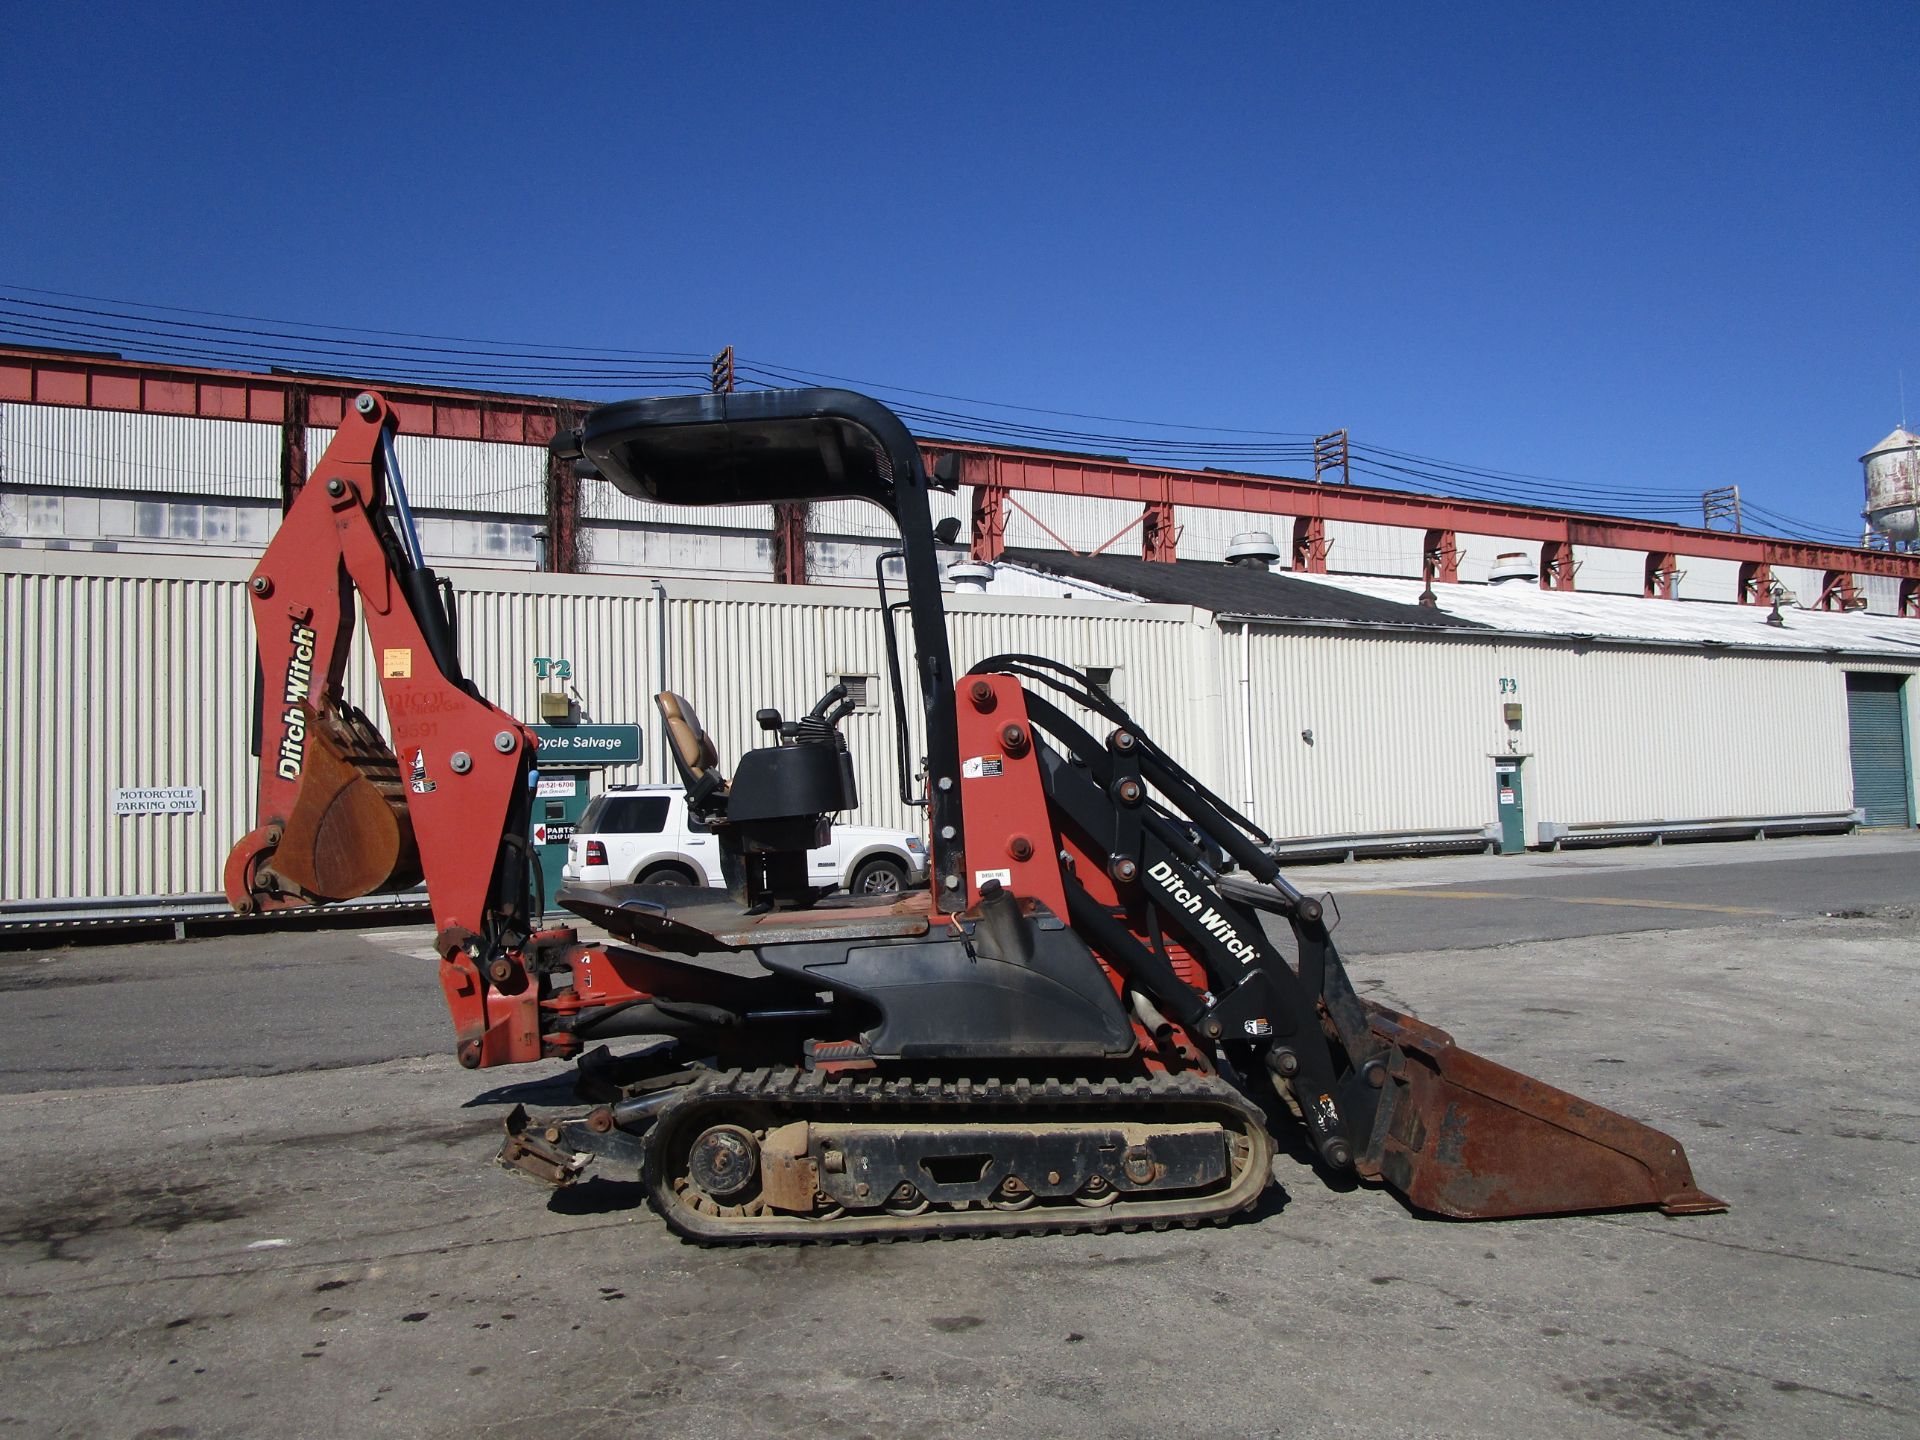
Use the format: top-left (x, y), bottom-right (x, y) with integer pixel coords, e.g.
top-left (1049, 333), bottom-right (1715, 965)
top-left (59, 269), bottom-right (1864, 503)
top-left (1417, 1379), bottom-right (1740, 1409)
top-left (227, 387), bottom-right (1723, 1242)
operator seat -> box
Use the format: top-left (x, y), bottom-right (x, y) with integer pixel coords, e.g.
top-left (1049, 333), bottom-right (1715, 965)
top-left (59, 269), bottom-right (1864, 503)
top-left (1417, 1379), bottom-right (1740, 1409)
top-left (653, 687), bottom-right (842, 911)
top-left (654, 691), bottom-right (729, 818)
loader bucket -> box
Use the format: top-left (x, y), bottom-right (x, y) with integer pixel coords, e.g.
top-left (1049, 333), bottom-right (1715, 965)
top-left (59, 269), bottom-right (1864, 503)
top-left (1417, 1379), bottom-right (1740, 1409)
top-left (1356, 1005), bottom-right (1726, 1219)
top-left (269, 705), bottom-right (420, 902)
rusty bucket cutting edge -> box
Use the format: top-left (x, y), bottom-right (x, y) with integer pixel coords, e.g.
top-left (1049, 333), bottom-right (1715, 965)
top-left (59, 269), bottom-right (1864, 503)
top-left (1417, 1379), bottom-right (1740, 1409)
top-left (1355, 1005), bottom-right (1728, 1220)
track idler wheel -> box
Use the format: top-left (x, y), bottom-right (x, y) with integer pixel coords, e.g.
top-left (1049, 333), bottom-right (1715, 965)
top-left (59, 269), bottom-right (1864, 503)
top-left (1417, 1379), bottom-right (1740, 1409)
top-left (686, 1125), bottom-right (760, 1204)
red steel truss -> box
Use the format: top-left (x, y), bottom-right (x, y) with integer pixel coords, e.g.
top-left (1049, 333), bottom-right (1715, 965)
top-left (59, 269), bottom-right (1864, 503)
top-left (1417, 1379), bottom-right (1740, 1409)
top-left (4, 345), bottom-right (1914, 591)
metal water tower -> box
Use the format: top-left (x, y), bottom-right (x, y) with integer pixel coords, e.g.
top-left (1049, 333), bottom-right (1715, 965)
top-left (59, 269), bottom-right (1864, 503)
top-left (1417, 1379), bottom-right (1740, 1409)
top-left (1861, 427), bottom-right (1920, 544)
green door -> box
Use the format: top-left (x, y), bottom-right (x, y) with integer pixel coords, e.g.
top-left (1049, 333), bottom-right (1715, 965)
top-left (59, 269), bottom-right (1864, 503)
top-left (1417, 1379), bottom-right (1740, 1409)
top-left (532, 768), bottom-right (594, 911)
top-left (1495, 761), bottom-right (1526, 854)
top-left (1846, 674), bottom-right (1912, 828)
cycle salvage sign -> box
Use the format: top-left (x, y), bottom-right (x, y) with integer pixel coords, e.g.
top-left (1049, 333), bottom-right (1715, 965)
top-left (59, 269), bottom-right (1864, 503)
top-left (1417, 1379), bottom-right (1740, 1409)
top-left (529, 724), bottom-right (643, 764)
top-left (113, 787), bottom-right (205, 816)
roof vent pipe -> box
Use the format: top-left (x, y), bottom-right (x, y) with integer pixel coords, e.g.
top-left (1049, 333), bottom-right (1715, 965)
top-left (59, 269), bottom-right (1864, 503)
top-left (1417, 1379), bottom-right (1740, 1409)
top-left (1226, 530), bottom-right (1281, 570)
top-left (947, 561), bottom-right (995, 593)
top-left (1488, 551), bottom-right (1540, 585)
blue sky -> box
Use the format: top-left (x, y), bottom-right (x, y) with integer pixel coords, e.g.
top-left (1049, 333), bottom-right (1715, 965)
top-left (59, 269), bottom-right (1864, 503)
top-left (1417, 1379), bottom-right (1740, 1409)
top-left (2, 3), bottom-right (1914, 540)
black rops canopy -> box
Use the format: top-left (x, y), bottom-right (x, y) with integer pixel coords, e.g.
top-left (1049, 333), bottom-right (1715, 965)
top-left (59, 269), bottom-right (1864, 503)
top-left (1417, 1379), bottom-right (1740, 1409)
top-left (553, 386), bottom-right (969, 898)
top-left (565, 387), bottom-right (930, 517)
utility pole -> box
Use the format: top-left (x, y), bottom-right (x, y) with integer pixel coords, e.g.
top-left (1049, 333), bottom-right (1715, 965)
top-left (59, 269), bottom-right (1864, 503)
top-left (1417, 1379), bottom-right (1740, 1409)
top-left (1313, 430), bottom-right (1350, 485)
top-left (1701, 485), bottom-right (1742, 533)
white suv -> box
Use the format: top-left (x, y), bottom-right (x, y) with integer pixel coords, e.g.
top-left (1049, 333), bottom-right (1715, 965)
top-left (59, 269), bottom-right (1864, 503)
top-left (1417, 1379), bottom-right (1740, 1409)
top-left (561, 784), bottom-right (929, 897)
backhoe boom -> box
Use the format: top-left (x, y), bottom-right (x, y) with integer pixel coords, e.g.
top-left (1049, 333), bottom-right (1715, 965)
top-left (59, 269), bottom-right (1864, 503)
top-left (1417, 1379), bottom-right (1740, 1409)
top-left (225, 392), bottom-right (541, 1064)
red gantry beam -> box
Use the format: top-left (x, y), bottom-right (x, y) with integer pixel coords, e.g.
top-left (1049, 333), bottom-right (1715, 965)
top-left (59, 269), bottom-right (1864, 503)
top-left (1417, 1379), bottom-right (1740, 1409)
top-left (3, 344), bottom-right (1914, 585)
top-left (0, 346), bottom-right (570, 445)
top-left (921, 439), bottom-right (1920, 582)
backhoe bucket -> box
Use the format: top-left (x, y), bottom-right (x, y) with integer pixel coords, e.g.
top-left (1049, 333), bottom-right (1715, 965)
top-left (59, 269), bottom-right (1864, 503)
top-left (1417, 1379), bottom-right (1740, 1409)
top-left (1356, 1005), bottom-right (1726, 1219)
top-left (267, 704), bottom-right (420, 902)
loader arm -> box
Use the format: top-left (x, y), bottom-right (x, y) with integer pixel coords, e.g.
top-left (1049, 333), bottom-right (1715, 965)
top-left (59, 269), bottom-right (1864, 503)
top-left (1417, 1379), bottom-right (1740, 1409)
top-left (225, 392), bottom-right (541, 1062)
top-left (955, 656), bottom-right (1723, 1217)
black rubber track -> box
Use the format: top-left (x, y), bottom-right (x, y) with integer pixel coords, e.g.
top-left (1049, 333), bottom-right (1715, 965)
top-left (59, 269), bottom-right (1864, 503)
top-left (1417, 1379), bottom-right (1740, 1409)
top-left (639, 1067), bottom-right (1277, 1245)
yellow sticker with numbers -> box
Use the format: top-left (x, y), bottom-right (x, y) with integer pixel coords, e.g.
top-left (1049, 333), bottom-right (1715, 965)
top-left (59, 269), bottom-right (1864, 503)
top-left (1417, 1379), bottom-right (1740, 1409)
top-left (382, 648), bottom-right (413, 679)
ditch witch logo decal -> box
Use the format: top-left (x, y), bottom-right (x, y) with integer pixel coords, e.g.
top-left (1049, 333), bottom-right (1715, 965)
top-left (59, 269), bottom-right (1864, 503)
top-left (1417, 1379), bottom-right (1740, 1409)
top-left (1146, 860), bottom-right (1259, 964)
top-left (274, 620), bottom-right (318, 781)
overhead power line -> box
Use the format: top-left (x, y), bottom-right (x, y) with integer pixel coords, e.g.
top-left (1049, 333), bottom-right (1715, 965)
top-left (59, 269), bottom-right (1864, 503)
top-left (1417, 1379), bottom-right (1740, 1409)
top-left (731, 357), bottom-right (1320, 437)
top-left (0, 283), bottom-right (708, 359)
top-left (0, 283), bottom-right (1868, 547)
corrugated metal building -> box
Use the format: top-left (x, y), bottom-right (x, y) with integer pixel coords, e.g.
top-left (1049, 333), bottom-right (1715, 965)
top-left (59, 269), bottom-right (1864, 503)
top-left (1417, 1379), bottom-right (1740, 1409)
top-left (0, 551), bottom-right (1208, 904)
top-left (996, 548), bottom-right (1920, 849)
top-left (3, 543), bottom-right (1914, 908)
top-left (3, 349), bottom-right (1915, 911)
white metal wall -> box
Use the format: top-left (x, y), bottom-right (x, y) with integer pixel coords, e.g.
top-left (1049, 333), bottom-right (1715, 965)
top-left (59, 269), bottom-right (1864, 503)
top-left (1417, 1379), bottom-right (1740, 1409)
top-left (1861, 574), bottom-right (1902, 615)
top-left (0, 552), bottom-right (1202, 902)
top-left (1454, 531), bottom-right (1534, 585)
top-left (995, 491), bottom-right (1139, 554)
top-left (1509, 644), bottom-right (1855, 830)
top-left (11, 404), bottom-right (1911, 619)
top-left (1323, 520), bottom-right (1424, 577)
top-left (3, 548), bottom-right (1908, 904)
top-left (1219, 627), bottom-right (1500, 837)
top-left (4, 403), bottom-right (278, 499)
top-left (0, 488), bottom-right (278, 553)
top-left (1215, 622), bottom-right (1887, 842)
top-left (1150, 505), bottom-right (1285, 564)
top-left (1677, 555), bottom-right (1743, 604)
top-left (812, 492), bottom-right (969, 542)
top-left (580, 478), bottom-right (773, 533)
top-left (2, 557), bottom-right (260, 899)
top-left (305, 427), bottom-right (544, 517)
top-left (1771, 565), bottom-right (1825, 608)
top-left (1572, 544), bottom-right (1651, 596)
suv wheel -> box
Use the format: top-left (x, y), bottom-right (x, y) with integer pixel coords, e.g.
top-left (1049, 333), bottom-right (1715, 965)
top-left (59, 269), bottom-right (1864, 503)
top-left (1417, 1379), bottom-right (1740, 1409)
top-left (850, 856), bottom-right (908, 897)
top-left (637, 864), bottom-right (696, 887)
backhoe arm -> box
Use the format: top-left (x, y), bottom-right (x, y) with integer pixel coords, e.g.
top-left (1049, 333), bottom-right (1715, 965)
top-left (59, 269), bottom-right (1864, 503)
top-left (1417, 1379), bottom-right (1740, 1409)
top-left (225, 392), bottom-right (542, 1062)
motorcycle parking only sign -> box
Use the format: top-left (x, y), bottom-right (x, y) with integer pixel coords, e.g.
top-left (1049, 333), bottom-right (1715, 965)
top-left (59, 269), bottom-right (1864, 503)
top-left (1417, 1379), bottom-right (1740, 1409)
top-left (113, 787), bottom-right (204, 816)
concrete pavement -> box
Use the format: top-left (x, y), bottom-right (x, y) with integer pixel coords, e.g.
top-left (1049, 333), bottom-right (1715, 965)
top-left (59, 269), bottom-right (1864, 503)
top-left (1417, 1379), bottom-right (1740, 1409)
top-left (1, 883), bottom-right (1915, 1438)
top-left (9, 832), bottom-right (1913, 1093)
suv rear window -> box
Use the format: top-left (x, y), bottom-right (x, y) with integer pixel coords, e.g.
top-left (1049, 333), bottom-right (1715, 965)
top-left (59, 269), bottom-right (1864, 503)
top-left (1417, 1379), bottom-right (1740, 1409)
top-left (580, 794), bottom-right (670, 834)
